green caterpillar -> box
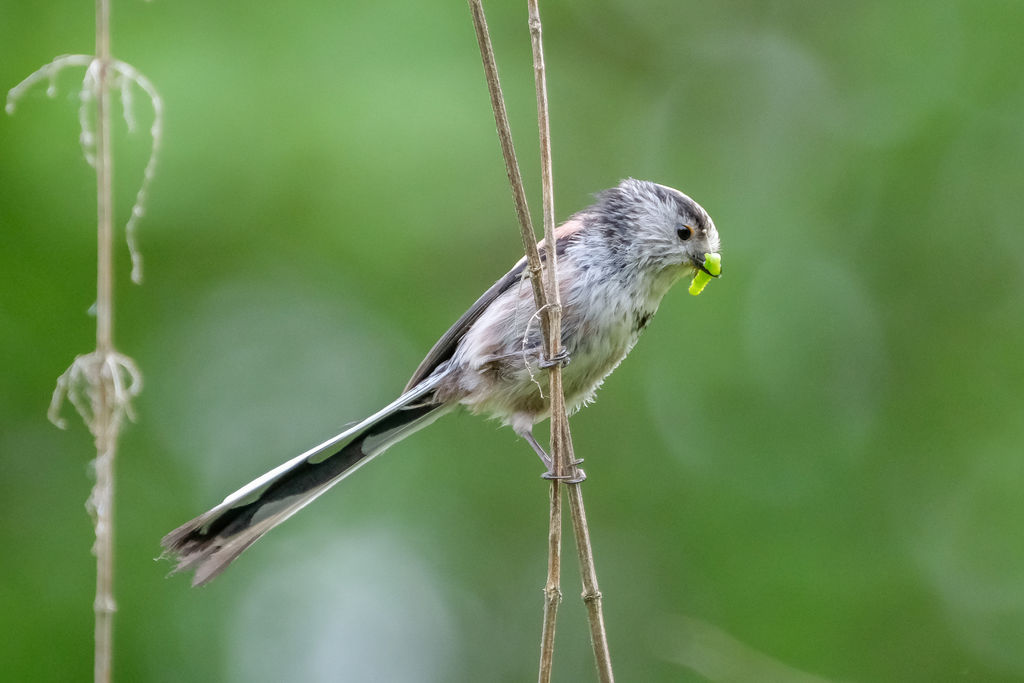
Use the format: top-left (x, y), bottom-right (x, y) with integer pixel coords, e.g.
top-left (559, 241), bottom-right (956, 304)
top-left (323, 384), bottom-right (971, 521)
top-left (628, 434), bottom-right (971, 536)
top-left (688, 252), bottom-right (722, 296)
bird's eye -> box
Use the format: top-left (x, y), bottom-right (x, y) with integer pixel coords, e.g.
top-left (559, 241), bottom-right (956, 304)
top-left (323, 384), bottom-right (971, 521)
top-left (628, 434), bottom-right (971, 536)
top-left (676, 225), bottom-right (692, 241)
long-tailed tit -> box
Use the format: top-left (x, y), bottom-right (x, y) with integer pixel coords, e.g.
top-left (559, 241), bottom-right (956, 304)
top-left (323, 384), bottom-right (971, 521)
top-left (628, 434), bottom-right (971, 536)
top-left (162, 178), bottom-right (721, 585)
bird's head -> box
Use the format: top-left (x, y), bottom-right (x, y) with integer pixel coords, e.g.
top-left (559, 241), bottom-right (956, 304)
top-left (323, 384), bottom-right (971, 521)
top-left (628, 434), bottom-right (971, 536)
top-left (591, 179), bottom-right (720, 281)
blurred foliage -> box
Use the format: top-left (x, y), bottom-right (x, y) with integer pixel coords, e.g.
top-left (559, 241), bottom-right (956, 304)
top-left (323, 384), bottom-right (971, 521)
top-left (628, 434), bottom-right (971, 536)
top-left (2, 1), bottom-right (1023, 681)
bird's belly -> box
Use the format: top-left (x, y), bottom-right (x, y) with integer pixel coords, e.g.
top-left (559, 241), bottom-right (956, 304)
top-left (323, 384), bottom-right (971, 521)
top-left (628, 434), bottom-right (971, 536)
top-left (450, 326), bottom-right (633, 424)
top-left (560, 324), bottom-right (635, 412)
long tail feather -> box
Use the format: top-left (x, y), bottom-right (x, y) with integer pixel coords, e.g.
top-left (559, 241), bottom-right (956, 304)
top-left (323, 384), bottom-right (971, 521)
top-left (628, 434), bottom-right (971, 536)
top-left (162, 378), bottom-right (449, 586)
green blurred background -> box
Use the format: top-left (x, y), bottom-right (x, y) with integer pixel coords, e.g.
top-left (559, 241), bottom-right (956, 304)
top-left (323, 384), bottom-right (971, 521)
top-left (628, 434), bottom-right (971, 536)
top-left (2, 1), bottom-right (1023, 681)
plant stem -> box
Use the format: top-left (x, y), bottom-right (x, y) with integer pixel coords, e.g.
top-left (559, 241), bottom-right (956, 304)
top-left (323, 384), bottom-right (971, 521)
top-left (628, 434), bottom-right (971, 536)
top-left (93, 0), bottom-right (117, 680)
top-left (466, 2), bottom-right (566, 676)
top-left (527, 2), bottom-right (612, 681)
top-left (466, 0), bottom-right (548, 337)
top-left (568, 482), bottom-right (613, 682)
top-left (468, 2), bottom-right (613, 680)
top-left (538, 477), bottom-right (562, 683)
top-left (95, 3), bottom-right (112, 353)
top-left (527, 2), bottom-right (566, 680)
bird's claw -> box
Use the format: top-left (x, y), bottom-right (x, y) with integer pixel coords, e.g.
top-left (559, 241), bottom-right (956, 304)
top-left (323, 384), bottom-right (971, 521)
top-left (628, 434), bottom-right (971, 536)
top-left (540, 348), bottom-right (570, 369)
top-left (541, 465), bottom-right (586, 484)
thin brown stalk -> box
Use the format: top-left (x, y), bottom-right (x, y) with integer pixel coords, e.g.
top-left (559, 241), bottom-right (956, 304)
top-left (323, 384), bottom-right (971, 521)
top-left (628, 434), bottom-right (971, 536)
top-left (538, 476), bottom-right (562, 683)
top-left (568, 483), bottom-right (613, 682)
top-left (527, 2), bottom-right (566, 680)
top-left (466, 0), bottom-right (549, 335)
top-left (469, 1), bottom-right (613, 681)
top-left (8, 2), bottom-right (159, 680)
top-left (528, 3), bottom-right (611, 679)
top-left (466, 3), bottom-right (566, 677)
top-left (92, 0), bottom-right (116, 680)
top-left (95, 0), bottom-right (112, 353)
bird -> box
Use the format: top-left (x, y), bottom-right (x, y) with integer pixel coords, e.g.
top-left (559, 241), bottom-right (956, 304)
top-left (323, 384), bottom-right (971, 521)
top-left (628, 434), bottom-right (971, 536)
top-left (161, 178), bottom-right (721, 586)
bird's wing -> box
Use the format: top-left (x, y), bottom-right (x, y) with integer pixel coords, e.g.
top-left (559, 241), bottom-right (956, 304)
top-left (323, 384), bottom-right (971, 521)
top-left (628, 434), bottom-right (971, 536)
top-left (403, 257), bottom-right (528, 392)
top-left (403, 217), bottom-right (585, 392)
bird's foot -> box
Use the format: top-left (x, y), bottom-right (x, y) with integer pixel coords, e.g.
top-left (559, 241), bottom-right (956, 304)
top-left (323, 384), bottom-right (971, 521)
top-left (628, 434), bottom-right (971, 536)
top-left (541, 458), bottom-right (586, 484)
top-left (539, 348), bottom-right (570, 369)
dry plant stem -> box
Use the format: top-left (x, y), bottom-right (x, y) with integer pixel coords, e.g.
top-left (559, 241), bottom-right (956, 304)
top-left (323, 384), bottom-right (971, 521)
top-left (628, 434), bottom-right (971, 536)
top-left (527, 2), bottom-right (566, 681)
top-left (567, 483), bottom-right (613, 682)
top-left (93, 0), bottom-right (116, 680)
top-left (527, 2), bottom-right (612, 682)
top-left (466, 2), bottom-right (567, 678)
top-left (469, 2), bottom-right (612, 681)
top-left (466, 0), bottom-right (549, 339)
top-left (538, 481), bottom-right (562, 683)
top-left (8, 3), bottom-right (158, 680)
top-left (527, 0), bottom-right (574, 483)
